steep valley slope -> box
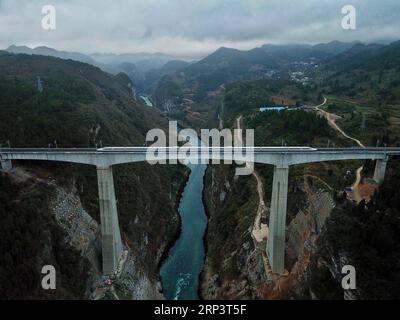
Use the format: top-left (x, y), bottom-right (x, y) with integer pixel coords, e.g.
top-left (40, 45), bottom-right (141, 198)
top-left (201, 111), bottom-right (400, 300)
top-left (0, 52), bottom-right (187, 299)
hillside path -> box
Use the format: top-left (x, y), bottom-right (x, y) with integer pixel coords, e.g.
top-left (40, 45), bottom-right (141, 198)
top-left (314, 98), bottom-right (365, 148)
top-left (314, 97), bottom-right (366, 203)
top-left (235, 116), bottom-right (268, 243)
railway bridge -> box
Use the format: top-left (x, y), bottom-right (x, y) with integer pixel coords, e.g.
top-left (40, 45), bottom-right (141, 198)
top-left (1, 146), bottom-right (399, 274)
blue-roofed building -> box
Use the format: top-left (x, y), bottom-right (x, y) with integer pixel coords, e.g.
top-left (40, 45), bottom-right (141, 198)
top-left (259, 105), bottom-right (288, 112)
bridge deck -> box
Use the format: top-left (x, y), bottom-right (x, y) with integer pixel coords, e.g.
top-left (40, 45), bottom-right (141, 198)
top-left (1, 147), bottom-right (400, 153)
top-left (1, 147), bottom-right (400, 167)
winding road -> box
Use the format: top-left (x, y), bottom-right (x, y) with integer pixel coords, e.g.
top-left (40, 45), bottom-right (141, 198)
top-left (314, 97), bottom-right (366, 203)
top-left (315, 98), bottom-right (365, 148)
top-left (234, 96), bottom-right (374, 244)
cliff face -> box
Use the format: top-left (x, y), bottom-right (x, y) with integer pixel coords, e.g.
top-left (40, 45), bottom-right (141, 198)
top-left (201, 165), bottom-right (267, 299)
top-left (0, 162), bottom-right (184, 300)
top-left (308, 158), bottom-right (400, 300)
top-left (260, 183), bottom-right (335, 300)
top-left (0, 53), bottom-right (186, 299)
top-left (0, 169), bottom-right (91, 299)
top-left (202, 157), bottom-right (400, 300)
top-left (47, 167), bottom-right (167, 300)
top-left (201, 163), bottom-right (337, 300)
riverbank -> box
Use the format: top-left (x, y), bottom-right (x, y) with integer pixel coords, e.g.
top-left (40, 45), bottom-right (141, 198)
top-left (160, 162), bottom-right (208, 299)
top-left (198, 166), bottom-right (212, 300)
top-left (159, 123), bottom-right (209, 300)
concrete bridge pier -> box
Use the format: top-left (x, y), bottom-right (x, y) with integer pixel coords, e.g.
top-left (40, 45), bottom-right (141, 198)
top-left (97, 166), bottom-right (123, 275)
top-left (267, 165), bottom-right (289, 274)
top-left (373, 158), bottom-right (388, 185)
top-left (0, 160), bottom-right (12, 172)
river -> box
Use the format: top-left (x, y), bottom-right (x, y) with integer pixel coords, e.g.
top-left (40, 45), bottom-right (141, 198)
top-left (160, 130), bottom-right (208, 300)
top-left (139, 95), bottom-right (154, 107)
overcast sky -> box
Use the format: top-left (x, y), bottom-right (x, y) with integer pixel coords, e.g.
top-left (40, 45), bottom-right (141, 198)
top-left (0, 0), bottom-right (399, 58)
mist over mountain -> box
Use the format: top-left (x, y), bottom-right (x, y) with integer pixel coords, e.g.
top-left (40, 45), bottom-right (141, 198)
top-left (6, 45), bottom-right (98, 66)
top-left (323, 41), bottom-right (400, 72)
top-left (4, 45), bottom-right (191, 94)
top-left (5, 44), bottom-right (186, 73)
top-left (2, 34), bottom-right (400, 300)
top-left (5, 39), bottom-right (394, 103)
top-left (2, 0), bottom-right (400, 303)
top-left (90, 52), bottom-right (180, 68)
top-left (0, 51), bottom-right (186, 299)
top-left (153, 40), bottom-right (372, 104)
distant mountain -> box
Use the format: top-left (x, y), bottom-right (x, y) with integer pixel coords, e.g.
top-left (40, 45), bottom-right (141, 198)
top-left (90, 52), bottom-right (179, 70)
top-left (200, 46), bottom-right (281, 66)
top-left (0, 51), bottom-right (167, 147)
top-left (313, 40), bottom-right (361, 55)
top-left (322, 42), bottom-right (392, 71)
top-left (113, 59), bottom-right (190, 94)
top-left (317, 40), bottom-right (400, 104)
top-left (160, 60), bottom-right (190, 72)
top-left (190, 41), bottom-right (354, 76)
top-left (5, 45), bottom-right (185, 75)
top-left (4, 45), bottom-right (190, 95)
top-left (6, 45), bottom-right (98, 66)
top-left (88, 52), bottom-right (189, 93)
top-left (0, 52), bottom-right (184, 299)
top-left (200, 47), bottom-right (243, 64)
top-left (156, 42), bottom-right (344, 102)
top-left (261, 40), bottom-right (360, 55)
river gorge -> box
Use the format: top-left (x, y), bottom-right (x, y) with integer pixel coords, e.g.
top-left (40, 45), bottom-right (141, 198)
top-left (159, 128), bottom-right (208, 300)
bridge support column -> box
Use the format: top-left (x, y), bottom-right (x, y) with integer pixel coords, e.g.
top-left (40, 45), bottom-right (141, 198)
top-left (373, 158), bottom-right (388, 185)
top-left (267, 165), bottom-right (289, 274)
top-left (0, 160), bottom-right (12, 172)
top-left (97, 166), bottom-right (123, 275)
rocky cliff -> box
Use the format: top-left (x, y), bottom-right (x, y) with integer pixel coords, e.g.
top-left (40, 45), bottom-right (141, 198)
top-left (0, 52), bottom-right (186, 299)
top-left (201, 163), bottom-right (338, 300)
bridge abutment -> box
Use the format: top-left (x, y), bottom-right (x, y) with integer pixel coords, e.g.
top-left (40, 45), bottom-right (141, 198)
top-left (97, 166), bottom-right (123, 275)
top-left (267, 165), bottom-right (289, 274)
top-left (373, 158), bottom-right (388, 185)
top-left (0, 160), bottom-right (12, 172)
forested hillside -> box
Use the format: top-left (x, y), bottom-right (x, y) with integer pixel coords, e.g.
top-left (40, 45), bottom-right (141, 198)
top-left (0, 52), bottom-right (186, 299)
top-left (201, 41), bottom-right (400, 299)
top-left (0, 52), bottom-right (166, 147)
top-left (309, 158), bottom-right (400, 299)
top-left (223, 79), bottom-right (322, 118)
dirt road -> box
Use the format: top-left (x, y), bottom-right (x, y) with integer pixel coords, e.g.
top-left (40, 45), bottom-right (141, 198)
top-left (315, 98), bottom-right (365, 148)
top-left (235, 116), bottom-right (268, 243)
top-left (314, 98), bottom-right (366, 202)
top-left (252, 170), bottom-right (269, 242)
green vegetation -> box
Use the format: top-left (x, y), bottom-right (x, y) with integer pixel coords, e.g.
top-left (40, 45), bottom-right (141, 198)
top-left (321, 96), bottom-right (393, 147)
top-left (0, 53), bottom-right (165, 148)
top-left (0, 53), bottom-right (187, 298)
top-left (155, 41), bottom-right (400, 299)
top-left (246, 110), bottom-right (334, 146)
top-left (153, 74), bottom-right (184, 111)
top-left (224, 80), bottom-right (274, 114)
top-left (0, 173), bottom-right (89, 299)
top-left (163, 45), bottom-right (331, 102)
top-left (223, 79), bottom-right (321, 120)
top-left (316, 42), bottom-right (400, 147)
top-left (203, 166), bottom-right (258, 280)
top-left (310, 158), bottom-right (400, 299)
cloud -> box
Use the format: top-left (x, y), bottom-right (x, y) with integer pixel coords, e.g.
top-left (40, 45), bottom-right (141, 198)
top-left (0, 0), bottom-right (399, 58)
